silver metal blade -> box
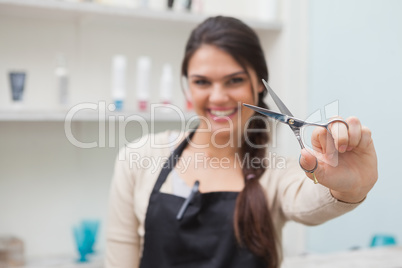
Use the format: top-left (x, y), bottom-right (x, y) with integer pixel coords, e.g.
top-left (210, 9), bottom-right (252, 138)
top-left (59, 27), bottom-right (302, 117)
top-left (262, 79), bottom-right (294, 117)
top-left (242, 103), bottom-right (288, 123)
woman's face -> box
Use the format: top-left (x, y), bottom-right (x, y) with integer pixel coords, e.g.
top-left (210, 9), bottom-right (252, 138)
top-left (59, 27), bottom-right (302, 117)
top-left (187, 45), bottom-right (262, 140)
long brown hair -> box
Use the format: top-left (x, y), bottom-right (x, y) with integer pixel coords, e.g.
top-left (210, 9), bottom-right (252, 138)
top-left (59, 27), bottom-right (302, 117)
top-left (181, 16), bottom-right (278, 268)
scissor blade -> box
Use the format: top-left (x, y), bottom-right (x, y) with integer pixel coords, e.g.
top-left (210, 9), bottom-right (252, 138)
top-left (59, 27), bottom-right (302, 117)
top-left (243, 103), bottom-right (288, 123)
top-left (262, 79), bottom-right (294, 117)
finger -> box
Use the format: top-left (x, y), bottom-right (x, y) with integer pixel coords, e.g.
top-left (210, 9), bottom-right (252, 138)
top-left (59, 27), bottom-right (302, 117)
top-left (329, 119), bottom-right (349, 153)
top-left (358, 126), bottom-right (373, 149)
top-left (320, 128), bottom-right (337, 155)
top-left (309, 127), bottom-right (338, 166)
top-left (300, 148), bottom-right (317, 172)
top-left (300, 149), bottom-right (320, 183)
top-left (311, 126), bottom-right (336, 155)
top-left (345, 116), bottom-right (362, 151)
top-left (311, 126), bottom-right (325, 152)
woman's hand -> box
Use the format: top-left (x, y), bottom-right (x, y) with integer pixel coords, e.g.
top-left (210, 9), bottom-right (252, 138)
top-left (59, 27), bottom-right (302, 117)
top-left (299, 116), bottom-right (378, 203)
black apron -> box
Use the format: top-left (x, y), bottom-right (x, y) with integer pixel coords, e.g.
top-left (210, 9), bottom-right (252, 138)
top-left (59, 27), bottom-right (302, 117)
top-left (139, 131), bottom-right (266, 268)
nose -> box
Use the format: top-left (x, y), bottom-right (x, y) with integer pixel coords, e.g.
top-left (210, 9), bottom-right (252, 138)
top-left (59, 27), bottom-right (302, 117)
top-left (209, 84), bottom-right (229, 104)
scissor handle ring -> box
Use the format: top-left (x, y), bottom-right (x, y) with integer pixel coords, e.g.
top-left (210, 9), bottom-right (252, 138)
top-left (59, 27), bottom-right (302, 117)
top-left (325, 118), bottom-right (349, 133)
top-left (298, 154), bottom-right (318, 173)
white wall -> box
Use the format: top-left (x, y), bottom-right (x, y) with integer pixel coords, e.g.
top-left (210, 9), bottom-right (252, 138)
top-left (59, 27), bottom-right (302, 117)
top-left (306, 0), bottom-right (402, 253)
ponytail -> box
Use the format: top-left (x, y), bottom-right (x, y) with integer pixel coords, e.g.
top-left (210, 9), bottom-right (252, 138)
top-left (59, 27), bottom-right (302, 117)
top-left (233, 95), bottom-right (278, 268)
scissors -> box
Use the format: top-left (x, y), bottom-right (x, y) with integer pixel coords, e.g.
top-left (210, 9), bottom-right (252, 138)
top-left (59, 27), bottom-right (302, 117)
top-left (243, 79), bottom-right (349, 184)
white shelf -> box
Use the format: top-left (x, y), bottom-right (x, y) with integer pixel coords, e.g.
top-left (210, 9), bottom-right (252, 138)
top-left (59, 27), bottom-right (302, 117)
top-left (0, 0), bottom-right (282, 31)
top-left (0, 109), bottom-right (197, 122)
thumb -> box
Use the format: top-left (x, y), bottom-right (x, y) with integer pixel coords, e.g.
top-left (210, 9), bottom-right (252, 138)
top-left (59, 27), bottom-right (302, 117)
top-left (300, 148), bottom-right (317, 172)
top-left (300, 149), bottom-right (320, 183)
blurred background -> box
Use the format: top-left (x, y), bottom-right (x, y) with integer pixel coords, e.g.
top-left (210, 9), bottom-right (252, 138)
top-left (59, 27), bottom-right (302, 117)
top-left (0, 0), bottom-right (401, 267)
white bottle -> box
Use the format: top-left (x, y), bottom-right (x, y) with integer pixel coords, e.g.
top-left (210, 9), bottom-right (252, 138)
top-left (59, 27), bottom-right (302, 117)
top-left (149, 0), bottom-right (164, 10)
top-left (191, 0), bottom-right (203, 14)
top-left (136, 56), bottom-right (151, 112)
top-left (258, 0), bottom-right (278, 21)
top-left (97, 0), bottom-right (137, 8)
top-left (55, 55), bottom-right (69, 107)
top-left (159, 63), bottom-right (173, 105)
top-left (139, 0), bottom-right (148, 8)
top-left (111, 55), bottom-right (127, 111)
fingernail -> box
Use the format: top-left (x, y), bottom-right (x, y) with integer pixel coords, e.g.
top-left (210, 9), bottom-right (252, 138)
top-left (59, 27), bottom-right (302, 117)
top-left (339, 145), bottom-right (347, 153)
top-left (299, 154), bottom-right (305, 164)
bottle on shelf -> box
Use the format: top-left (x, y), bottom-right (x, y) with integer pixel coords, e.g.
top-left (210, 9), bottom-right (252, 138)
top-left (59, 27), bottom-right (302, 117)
top-left (149, 0), bottom-right (165, 10)
top-left (173, 0), bottom-right (192, 11)
top-left (258, 0), bottom-right (278, 21)
top-left (9, 71), bottom-right (26, 110)
top-left (54, 54), bottom-right (69, 108)
top-left (94, 0), bottom-right (137, 8)
top-left (167, 0), bottom-right (174, 9)
top-left (111, 54), bottom-right (127, 111)
top-left (136, 56), bottom-right (151, 112)
top-left (159, 63), bottom-right (173, 106)
top-left (181, 76), bottom-right (193, 111)
top-left (191, 0), bottom-right (203, 14)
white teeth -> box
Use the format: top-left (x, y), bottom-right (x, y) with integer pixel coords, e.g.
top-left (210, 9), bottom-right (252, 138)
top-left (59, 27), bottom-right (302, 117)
top-left (210, 109), bottom-right (236, 116)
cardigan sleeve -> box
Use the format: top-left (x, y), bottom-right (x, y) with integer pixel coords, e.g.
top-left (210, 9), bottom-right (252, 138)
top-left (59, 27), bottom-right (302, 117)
top-left (274, 159), bottom-right (364, 226)
top-left (105, 148), bottom-right (141, 268)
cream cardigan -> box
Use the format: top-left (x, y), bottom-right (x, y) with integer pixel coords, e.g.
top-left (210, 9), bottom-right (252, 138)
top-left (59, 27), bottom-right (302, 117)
top-left (105, 130), bottom-right (363, 267)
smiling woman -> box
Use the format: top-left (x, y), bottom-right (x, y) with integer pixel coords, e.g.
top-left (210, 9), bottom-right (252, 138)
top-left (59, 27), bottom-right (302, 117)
top-left (179, 17), bottom-right (278, 266)
top-left (105, 16), bottom-right (377, 268)
top-left (186, 45), bottom-right (258, 133)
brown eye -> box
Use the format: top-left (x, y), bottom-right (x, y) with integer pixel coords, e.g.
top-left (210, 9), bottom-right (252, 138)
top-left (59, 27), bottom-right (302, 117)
top-left (193, 79), bottom-right (210, 86)
top-left (227, 77), bottom-right (244, 85)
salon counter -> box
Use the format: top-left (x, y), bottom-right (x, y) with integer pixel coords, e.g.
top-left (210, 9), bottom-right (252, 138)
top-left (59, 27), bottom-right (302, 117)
top-left (20, 247), bottom-right (402, 268)
top-left (282, 246), bottom-right (402, 268)
top-left (22, 254), bottom-right (103, 268)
